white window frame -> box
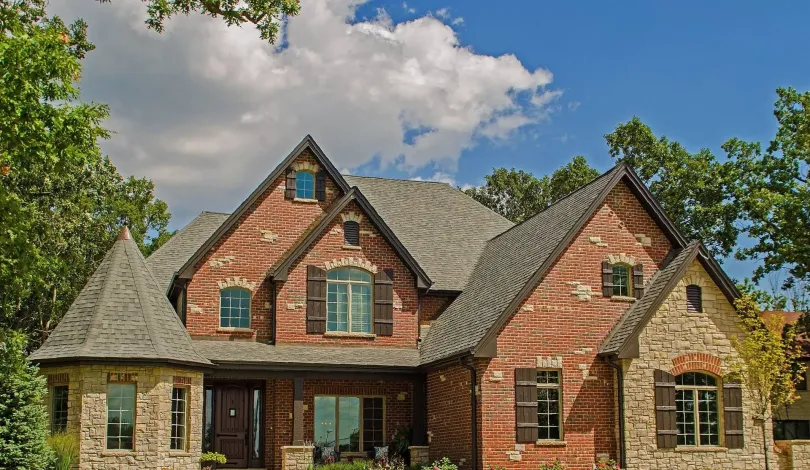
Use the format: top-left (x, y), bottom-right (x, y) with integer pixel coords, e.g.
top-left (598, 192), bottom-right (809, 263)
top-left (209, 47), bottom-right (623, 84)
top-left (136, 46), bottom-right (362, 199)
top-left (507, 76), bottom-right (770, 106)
top-left (170, 386), bottom-right (190, 451)
top-left (326, 269), bottom-right (372, 333)
top-left (536, 369), bottom-right (563, 441)
top-left (675, 372), bottom-right (720, 447)
top-left (296, 171), bottom-right (315, 199)
top-left (612, 263), bottom-right (632, 297)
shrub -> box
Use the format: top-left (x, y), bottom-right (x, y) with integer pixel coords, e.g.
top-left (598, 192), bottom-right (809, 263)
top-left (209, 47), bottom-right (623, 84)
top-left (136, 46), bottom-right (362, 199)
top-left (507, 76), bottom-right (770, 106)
top-left (0, 329), bottom-right (51, 469)
top-left (422, 457), bottom-right (457, 470)
top-left (594, 459), bottom-right (619, 470)
top-left (47, 433), bottom-right (79, 470)
top-left (201, 451), bottom-right (227, 463)
top-left (539, 459), bottom-right (564, 470)
top-left (316, 461), bottom-right (371, 470)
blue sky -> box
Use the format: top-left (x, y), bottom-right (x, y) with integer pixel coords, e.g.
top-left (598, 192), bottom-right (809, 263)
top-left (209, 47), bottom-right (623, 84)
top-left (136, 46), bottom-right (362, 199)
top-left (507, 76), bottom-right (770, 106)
top-left (53, 0), bottom-right (810, 285)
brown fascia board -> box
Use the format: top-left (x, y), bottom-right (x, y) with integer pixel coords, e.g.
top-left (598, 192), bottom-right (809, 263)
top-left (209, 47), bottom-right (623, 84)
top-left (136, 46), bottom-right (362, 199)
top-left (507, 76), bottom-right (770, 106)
top-left (269, 187), bottom-right (433, 289)
top-left (30, 356), bottom-right (214, 371)
top-left (177, 135), bottom-right (351, 280)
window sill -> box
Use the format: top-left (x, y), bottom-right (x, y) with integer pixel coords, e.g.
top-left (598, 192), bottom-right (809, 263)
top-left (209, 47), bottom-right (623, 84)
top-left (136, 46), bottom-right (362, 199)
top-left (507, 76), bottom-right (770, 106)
top-left (535, 440), bottom-right (566, 447)
top-left (675, 446), bottom-right (728, 453)
top-left (294, 197), bottom-right (319, 204)
top-left (217, 327), bottom-right (254, 334)
top-left (342, 244), bottom-right (362, 250)
top-left (324, 331), bottom-right (376, 339)
top-left (168, 451), bottom-right (192, 456)
top-left (610, 295), bottom-right (636, 303)
top-left (101, 451), bottom-right (136, 457)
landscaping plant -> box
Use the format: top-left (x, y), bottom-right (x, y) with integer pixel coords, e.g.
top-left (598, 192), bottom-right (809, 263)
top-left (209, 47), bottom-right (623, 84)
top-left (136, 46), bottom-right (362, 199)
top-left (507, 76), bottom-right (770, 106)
top-left (47, 432), bottom-right (79, 470)
top-left (200, 451), bottom-right (227, 469)
top-left (540, 458), bottom-right (565, 470)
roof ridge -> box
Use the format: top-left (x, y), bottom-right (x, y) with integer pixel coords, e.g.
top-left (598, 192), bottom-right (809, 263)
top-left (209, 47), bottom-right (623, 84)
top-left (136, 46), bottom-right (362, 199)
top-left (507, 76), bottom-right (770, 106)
top-left (346, 174), bottom-right (452, 185)
top-left (200, 210), bottom-right (231, 216)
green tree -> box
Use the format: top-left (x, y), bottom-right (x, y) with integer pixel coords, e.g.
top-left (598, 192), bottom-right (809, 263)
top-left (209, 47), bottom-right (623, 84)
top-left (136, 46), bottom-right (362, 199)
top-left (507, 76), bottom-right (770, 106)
top-left (465, 156), bottom-right (600, 223)
top-left (101, 0), bottom-right (300, 43)
top-left (0, 329), bottom-right (51, 470)
top-left (0, 0), bottom-right (171, 346)
top-left (728, 294), bottom-right (804, 470)
top-left (605, 117), bottom-right (741, 259)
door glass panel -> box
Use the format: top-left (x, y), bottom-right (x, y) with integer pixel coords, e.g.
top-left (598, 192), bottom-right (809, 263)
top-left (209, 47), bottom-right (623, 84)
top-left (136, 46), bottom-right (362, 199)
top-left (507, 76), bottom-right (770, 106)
top-left (252, 388), bottom-right (261, 460)
top-left (204, 388), bottom-right (213, 452)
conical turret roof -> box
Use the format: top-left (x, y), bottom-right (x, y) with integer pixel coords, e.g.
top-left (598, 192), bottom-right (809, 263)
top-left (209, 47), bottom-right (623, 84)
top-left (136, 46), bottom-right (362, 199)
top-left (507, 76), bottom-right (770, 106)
top-left (29, 227), bottom-right (211, 367)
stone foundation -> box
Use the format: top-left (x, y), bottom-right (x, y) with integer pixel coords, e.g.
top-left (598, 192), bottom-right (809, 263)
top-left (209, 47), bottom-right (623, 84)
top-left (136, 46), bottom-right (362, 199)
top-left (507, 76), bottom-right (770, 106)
top-left (40, 364), bottom-right (204, 470)
top-left (409, 446), bottom-right (430, 466)
top-left (282, 445), bottom-right (314, 470)
top-left (775, 440), bottom-right (810, 470)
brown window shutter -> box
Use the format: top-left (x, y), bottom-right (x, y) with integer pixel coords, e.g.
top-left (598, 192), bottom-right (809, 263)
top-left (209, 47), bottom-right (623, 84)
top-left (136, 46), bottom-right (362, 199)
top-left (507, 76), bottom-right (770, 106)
top-left (373, 270), bottom-right (394, 336)
top-left (315, 170), bottom-right (327, 201)
top-left (306, 265), bottom-right (327, 333)
top-left (723, 378), bottom-right (744, 449)
top-left (686, 285), bottom-right (702, 312)
top-left (633, 264), bottom-right (644, 299)
top-left (285, 169), bottom-right (297, 199)
top-left (654, 369), bottom-right (678, 449)
top-left (515, 368), bottom-right (538, 443)
top-left (602, 261), bottom-right (614, 297)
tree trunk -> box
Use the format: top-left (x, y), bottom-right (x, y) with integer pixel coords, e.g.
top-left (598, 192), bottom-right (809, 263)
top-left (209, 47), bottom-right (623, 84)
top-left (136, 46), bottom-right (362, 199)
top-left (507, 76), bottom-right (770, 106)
top-left (762, 419), bottom-right (770, 470)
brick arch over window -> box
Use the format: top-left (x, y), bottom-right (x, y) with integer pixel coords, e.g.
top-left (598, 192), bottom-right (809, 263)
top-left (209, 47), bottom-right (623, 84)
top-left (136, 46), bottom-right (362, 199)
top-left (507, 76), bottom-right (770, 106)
top-left (671, 353), bottom-right (722, 377)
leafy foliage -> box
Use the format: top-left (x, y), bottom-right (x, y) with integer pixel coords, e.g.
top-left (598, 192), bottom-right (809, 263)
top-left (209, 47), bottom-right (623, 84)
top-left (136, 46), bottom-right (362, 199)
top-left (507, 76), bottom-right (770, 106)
top-left (0, 329), bottom-right (51, 470)
top-left (100, 0), bottom-right (301, 43)
top-left (465, 156), bottom-right (600, 223)
top-left (200, 452), bottom-right (227, 464)
top-left (422, 457), bottom-right (457, 470)
top-left (0, 0), bottom-right (172, 347)
top-left (539, 458), bottom-right (565, 470)
top-left (47, 432), bottom-right (79, 470)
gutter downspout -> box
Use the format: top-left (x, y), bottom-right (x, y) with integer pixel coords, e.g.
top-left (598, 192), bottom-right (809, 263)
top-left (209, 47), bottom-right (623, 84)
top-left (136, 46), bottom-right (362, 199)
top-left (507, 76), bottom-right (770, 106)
top-left (270, 282), bottom-right (277, 345)
top-left (461, 357), bottom-right (478, 470)
top-left (606, 356), bottom-right (626, 469)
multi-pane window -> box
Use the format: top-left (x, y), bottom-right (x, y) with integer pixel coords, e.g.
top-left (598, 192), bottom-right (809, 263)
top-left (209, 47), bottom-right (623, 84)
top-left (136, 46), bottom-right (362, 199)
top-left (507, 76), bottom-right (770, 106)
top-left (51, 385), bottom-right (69, 433)
top-left (107, 384), bottom-right (136, 450)
top-left (220, 287), bottom-right (251, 328)
top-left (675, 372), bottom-right (719, 446)
top-left (537, 370), bottom-right (562, 440)
top-left (612, 264), bottom-right (630, 297)
top-left (326, 268), bottom-right (372, 333)
top-left (170, 387), bottom-right (188, 451)
top-left (314, 396), bottom-right (384, 455)
top-left (774, 420), bottom-right (810, 440)
top-left (296, 171), bottom-right (315, 199)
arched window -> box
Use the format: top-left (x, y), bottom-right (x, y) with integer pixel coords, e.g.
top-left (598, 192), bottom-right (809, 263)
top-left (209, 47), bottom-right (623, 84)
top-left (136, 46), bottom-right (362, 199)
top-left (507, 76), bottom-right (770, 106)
top-left (686, 285), bottom-right (702, 312)
top-left (296, 171), bottom-right (315, 199)
top-left (326, 268), bottom-right (372, 333)
top-left (675, 372), bottom-right (719, 446)
top-left (220, 287), bottom-right (251, 328)
top-left (612, 264), bottom-right (631, 297)
top-left (343, 221), bottom-right (360, 246)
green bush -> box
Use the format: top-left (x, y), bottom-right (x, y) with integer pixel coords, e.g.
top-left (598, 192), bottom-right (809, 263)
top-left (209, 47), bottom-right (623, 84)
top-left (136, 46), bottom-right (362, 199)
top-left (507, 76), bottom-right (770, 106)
top-left (422, 457), bottom-right (457, 470)
top-left (0, 329), bottom-right (51, 469)
top-left (201, 452), bottom-right (227, 464)
top-left (316, 461), bottom-right (372, 470)
top-left (540, 458), bottom-right (565, 470)
top-left (47, 433), bottom-right (79, 470)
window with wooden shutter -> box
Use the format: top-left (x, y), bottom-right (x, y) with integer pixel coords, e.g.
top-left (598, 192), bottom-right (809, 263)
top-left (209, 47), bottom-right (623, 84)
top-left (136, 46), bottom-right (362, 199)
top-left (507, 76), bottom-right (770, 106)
top-left (373, 271), bottom-right (394, 336)
top-left (344, 221), bottom-right (360, 246)
top-left (515, 368), bottom-right (538, 443)
top-left (285, 169), bottom-right (297, 199)
top-left (723, 378), bottom-right (744, 449)
top-left (315, 170), bottom-right (327, 201)
top-left (654, 369), bottom-right (678, 449)
top-left (602, 261), bottom-right (614, 297)
top-left (686, 285), bottom-right (702, 312)
top-left (633, 264), bottom-right (644, 299)
top-left (307, 265), bottom-right (327, 333)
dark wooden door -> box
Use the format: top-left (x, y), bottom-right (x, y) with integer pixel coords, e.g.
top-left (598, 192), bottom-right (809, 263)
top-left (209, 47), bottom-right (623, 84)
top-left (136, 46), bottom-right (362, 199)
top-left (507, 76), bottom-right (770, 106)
top-left (215, 385), bottom-right (250, 467)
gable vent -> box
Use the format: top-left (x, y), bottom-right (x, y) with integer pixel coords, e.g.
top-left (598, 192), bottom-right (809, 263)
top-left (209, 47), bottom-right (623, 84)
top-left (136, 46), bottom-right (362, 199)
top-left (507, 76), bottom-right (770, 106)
top-left (344, 221), bottom-right (360, 246)
top-left (686, 285), bottom-right (702, 312)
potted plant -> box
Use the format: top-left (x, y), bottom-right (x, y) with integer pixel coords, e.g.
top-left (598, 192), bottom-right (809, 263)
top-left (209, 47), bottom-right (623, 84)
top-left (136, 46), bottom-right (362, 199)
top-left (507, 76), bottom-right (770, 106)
top-left (201, 452), bottom-right (227, 469)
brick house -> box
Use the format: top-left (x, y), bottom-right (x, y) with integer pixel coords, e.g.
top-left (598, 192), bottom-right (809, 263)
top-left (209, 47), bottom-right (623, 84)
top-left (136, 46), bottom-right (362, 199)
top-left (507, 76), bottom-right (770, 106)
top-left (30, 135), bottom-right (779, 469)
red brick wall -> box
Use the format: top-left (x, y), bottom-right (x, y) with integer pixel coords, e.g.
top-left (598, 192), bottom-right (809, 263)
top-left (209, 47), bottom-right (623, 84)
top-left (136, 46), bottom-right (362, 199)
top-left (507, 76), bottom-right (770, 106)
top-left (266, 378), bottom-right (414, 469)
top-left (420, 295), bottom-right (454, 324)
top-left (477, 182), bottom-right (672, 470)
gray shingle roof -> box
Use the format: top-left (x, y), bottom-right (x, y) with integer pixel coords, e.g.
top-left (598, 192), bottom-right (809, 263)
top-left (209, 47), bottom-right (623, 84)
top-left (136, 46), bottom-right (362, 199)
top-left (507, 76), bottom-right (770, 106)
top-left (193, 340), bottom-right (420, 369)
top-left (419, 166), bottom-right (624, 365)
top-left (599, 242), bottom-right (701, 356)
top-left (146, 211), bottom-right (230, 293)
top-left (29, 228), bottom-right (212, 367)
top-left (344, 176), bottom-right (513, 292)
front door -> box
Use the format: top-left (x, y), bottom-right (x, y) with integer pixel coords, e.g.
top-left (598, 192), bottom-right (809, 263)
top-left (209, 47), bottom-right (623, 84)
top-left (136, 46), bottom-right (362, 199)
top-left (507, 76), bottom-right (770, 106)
top-left (214, 384), bottom-right (259, 468)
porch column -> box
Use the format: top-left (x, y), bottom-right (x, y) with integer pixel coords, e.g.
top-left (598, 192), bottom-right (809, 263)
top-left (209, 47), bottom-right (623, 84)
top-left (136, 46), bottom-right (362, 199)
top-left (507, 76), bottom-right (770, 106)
top-left (293, 377), bottom-right (304, 445)
top-left (412, 375), bottom-right (427, 445)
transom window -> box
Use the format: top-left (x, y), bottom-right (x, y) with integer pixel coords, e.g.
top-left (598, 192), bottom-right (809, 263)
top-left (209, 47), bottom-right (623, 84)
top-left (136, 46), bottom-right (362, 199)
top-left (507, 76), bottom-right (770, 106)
top-left (107, 384), bottom-right (136, 450)
top-left (326, 268), bottom-right (372, 333)
top-left (537, 370), bottom-right (562, 440)
top-left (675, 372), bottom-right (719, 446)
top-left (314, 396), bottom-right (384, 454)
top-left (220, 287), bottom-right (251, 328)
top-left (296, 171), bottom-right (315, 199)
top-left (612, 264), bottom-right (631, 297)
top-left (170, 387), bottom-right (189, 451)
top-left (51, 385), bottom-right (69, 433)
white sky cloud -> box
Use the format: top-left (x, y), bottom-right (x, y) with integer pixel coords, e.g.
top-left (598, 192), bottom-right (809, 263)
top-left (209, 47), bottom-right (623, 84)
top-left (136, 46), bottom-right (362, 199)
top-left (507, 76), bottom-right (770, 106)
top-left (50, 0), bottom-right (558, 225)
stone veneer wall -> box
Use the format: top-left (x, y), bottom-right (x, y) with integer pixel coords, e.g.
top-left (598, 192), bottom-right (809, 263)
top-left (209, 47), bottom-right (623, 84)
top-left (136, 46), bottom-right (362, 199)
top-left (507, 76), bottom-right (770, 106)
top-left (621, 260), bottom-right (771, 469)
top-left (775, 440), bottom-right (810, 470)
top-left (41, 365), bottom-right (204, 470)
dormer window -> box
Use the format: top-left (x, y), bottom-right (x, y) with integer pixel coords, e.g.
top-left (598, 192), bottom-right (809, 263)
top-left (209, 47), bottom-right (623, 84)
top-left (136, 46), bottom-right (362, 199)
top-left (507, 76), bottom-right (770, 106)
top-left (344, 221), bottom-right (360, 247)
top-left (296, 171), bottom-right (315, 199)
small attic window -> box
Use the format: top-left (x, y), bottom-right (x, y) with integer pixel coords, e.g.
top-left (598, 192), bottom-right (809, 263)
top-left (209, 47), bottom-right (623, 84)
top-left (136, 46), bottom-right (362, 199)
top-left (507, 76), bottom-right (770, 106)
top-left (344, 221), bottom-right (360, 246)
top-left (296, 171), bottom-right (315, 199)
top-left (686, 285), bottom-right (702, 312)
